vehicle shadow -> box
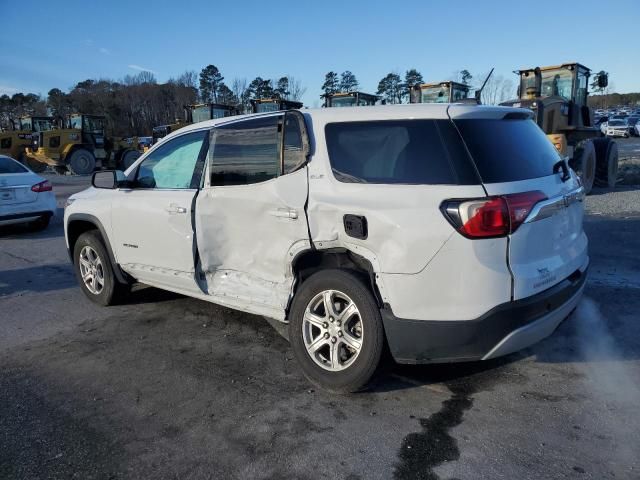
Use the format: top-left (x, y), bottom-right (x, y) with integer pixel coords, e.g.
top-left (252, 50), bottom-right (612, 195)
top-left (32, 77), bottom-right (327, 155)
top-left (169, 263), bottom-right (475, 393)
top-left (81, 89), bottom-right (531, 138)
top-left (589, 185), bottom-right (639, 196)
top-left (122, 284), bottom-right (184, 305)
top-left (0, 263), bottom-right (76, 297)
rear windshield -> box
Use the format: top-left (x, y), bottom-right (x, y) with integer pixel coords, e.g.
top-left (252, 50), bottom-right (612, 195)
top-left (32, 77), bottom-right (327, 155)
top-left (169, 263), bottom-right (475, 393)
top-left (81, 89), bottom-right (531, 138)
top-left (454, 118), bottom-right (561, 183)
top-left (0, 157), bottom-right (28, 174)
top-left (325, 120), bottom-right (479, 185)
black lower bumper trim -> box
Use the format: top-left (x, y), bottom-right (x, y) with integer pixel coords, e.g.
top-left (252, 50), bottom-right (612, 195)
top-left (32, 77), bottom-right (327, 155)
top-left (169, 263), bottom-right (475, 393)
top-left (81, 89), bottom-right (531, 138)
top-left (0, 211), bottom-right (52, 222)
top-left (381, 268), bottom-right (587, 364)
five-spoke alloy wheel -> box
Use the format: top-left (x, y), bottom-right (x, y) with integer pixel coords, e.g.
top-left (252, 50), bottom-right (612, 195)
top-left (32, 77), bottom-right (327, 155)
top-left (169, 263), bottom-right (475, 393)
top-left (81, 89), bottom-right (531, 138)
top-left (73, 230), bottom-right (128, 306)
top-left (289, 269), bottom-right (384, 393)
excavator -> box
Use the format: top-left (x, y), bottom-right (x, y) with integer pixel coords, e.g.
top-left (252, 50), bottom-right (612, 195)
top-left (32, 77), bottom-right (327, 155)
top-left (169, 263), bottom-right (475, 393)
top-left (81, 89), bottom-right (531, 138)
top-left (500, 63), bottom-right (618, 193)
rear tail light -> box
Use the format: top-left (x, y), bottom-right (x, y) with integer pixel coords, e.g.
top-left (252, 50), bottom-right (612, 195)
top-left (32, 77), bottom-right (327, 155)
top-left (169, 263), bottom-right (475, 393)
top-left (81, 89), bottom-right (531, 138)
top-left (31, 180), bottom-right (52, 192)
top-left (441, 191), bottom-right (546, 238)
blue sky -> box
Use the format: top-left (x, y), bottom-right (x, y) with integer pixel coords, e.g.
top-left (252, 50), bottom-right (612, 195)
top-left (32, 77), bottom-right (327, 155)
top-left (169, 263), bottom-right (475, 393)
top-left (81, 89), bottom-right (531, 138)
top-left (1, 0), bottom-right (638, 107)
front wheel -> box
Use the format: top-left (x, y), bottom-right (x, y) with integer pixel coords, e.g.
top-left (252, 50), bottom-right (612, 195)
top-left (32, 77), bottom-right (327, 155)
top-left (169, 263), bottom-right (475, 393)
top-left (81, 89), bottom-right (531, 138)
top-left (120, 149), bottom-right (141, 171)
top-left (67, 149), bottom-right (96, 175)
top-left (288, 269), bottom-right (384, 393)
top-left (73, 231), bottom-right (128, 306)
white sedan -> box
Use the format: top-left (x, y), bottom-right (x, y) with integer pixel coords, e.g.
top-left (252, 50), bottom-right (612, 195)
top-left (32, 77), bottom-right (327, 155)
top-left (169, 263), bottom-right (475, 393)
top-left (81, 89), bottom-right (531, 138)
top-left (0, 155), bottom-right (56, 229)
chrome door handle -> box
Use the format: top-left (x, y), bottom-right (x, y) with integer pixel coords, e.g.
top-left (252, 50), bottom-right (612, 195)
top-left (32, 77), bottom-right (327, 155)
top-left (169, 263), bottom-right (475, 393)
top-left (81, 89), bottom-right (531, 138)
top-left (166, 204), bottom-right (187, 214)
top-left (270, 208), bottom-right (298, 219)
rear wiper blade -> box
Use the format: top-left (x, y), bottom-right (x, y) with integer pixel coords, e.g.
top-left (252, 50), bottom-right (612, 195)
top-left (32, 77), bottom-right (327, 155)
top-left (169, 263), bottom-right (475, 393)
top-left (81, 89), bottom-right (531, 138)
top-left (553, 159), bottom-right (570, 182)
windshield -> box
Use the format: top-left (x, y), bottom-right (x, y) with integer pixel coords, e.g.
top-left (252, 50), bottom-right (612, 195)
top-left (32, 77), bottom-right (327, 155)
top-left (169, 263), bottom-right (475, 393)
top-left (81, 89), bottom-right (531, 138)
top-left (256, 102), bottom-right (279, 113)
top-left (540, 68), bottom-right (573, 100)
top-left (608, 120), bottom-right (626, 126)
top-left (83, 116), bottom-right (105, 133)
top-left (451, 86), bottom-right (468, 102)
top-left (330, 96), bottom-right (357, 107)
top-left (213, 107), bottom-right (233, 118)
top-left (19, 118), bottom-right (32, 131)
top-left (420, 86), bottom-right (450, 103)
top-left (191, 105), bottom-right (211, 123)
top-left (32, 118), bottom-right (52, 132)
top-left (70, 116), bottom-right (82, 129)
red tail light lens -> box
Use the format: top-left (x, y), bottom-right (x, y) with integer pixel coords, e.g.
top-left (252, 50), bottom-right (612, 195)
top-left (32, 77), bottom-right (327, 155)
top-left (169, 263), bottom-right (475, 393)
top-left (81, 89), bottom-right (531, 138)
top-left (31, 180), bottom-right (52, 192)
top-left (442, 190), bottom-right (546, 238)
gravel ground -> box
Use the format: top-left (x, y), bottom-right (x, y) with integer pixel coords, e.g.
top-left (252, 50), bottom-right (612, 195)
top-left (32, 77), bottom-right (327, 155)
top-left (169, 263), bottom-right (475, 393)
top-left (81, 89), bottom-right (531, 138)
top-left (615, 137), bottom-right (640, 185)
top-left (1, 176), bottom-right (639, 480)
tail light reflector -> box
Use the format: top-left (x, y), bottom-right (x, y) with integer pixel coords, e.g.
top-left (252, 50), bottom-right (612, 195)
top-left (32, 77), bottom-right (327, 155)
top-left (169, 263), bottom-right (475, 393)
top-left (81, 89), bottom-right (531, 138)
top-left (31, 180), bottom-right (52, 192)
top-left (442, 191), bottom-right (546, 238)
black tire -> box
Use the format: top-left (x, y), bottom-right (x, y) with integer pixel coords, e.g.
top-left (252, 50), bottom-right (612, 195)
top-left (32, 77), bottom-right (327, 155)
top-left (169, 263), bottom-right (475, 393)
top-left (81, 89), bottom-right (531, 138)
top-left (288, 269), bottom-right (384, 393)
top-left (73, 230), bottom-right (128, 306)
top-left (67, 149), bottom-right (96, 175)
top-left (593, 138), bottom-right (619, 189)
top-left (120, 150), bottom-right (141, 171)
top-left (572, 141), bottom-right (596, 195)
top-left (30, 214), bottom-right (50, 231)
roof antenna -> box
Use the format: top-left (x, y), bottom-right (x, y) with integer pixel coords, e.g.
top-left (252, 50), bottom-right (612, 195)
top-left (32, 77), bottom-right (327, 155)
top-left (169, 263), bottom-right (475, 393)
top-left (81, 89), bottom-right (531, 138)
top-left (475, 68), bottom-right (495, 104)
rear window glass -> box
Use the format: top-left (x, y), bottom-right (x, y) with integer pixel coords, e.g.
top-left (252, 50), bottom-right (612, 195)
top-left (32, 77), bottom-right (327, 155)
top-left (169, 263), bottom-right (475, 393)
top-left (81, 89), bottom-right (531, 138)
top-left (0, 157), bottom-right (28, 174)
top-left (454, 118), bottom-right (561, 183)
top-left (325, 120), bottom-right (479, 185)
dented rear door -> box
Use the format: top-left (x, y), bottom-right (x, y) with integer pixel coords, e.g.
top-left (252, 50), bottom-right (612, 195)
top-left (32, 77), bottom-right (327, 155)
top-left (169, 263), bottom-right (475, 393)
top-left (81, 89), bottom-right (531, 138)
top-left (194, 112), bottom-right (311, 319)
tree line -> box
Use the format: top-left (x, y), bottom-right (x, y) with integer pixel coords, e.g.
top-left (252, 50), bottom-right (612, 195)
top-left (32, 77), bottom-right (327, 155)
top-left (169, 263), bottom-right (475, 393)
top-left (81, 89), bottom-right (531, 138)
top-left (0, 65), bottom-right (306, 136)
top-left (321, 68), bottom-right (516, 106)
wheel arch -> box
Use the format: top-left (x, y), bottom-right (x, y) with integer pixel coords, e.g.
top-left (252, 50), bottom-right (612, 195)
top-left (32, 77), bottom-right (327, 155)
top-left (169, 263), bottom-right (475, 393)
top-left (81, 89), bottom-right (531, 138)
top-left (288, 247), bottom-right (385, 318)
top-left (66, 213), bottom-right (129, 284)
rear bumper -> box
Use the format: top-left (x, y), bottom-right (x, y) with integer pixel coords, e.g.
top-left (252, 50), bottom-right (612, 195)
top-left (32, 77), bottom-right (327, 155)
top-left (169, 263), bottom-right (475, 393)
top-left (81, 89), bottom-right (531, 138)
top-left (381, 267), bottom-right (587, 364)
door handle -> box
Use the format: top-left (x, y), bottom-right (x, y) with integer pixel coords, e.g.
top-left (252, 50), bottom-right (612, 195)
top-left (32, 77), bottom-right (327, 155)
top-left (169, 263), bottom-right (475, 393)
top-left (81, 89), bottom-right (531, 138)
top-left (269, 208), bottom-right (298, 219)
top-left (165, 204), bottom-right (187, 214)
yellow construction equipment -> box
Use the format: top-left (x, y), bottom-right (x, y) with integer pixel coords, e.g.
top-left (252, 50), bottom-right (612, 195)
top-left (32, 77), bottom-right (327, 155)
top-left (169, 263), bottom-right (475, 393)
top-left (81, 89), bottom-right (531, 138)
top-left (0, 116), bottom-right (54, 171)
top-left (322, 92), bottom-right (379, 107)
top-left (250, 98), bottom-right (302, 113)
top-left (500, 62), bottom-right (618, 193)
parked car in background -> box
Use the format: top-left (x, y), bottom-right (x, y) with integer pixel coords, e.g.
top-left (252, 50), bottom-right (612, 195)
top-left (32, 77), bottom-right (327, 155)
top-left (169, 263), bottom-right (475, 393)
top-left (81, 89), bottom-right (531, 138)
top-left (636, 122), bottom-right (640, 137)
top-left (65, 104), bottom-right (588, 392)
top-left (0, 155), bottom-right (56, 230)
top-left (626, 116), bottom-right (640, 136)
top-left (605, 119), bottom-right (631, 138)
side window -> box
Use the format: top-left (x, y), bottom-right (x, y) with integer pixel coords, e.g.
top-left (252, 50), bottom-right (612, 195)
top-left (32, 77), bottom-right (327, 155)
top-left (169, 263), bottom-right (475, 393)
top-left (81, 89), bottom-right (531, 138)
top-left (211, 116), bottom-right (280, 186)
top-left (136, 130), bottom-right (207, 189)
top-left (283, 113), bottom-right (307, 174)
top-left (325, 120), bottom-right (478, 185)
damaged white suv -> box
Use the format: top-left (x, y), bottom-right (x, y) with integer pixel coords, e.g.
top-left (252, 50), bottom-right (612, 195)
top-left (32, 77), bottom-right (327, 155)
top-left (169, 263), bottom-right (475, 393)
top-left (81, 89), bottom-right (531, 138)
top-left (65, 104), bottom-right (588, 392)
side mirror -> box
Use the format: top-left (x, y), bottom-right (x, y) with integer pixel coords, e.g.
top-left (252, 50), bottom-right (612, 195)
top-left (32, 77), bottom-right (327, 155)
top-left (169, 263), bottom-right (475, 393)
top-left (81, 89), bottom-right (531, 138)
top-left (92, 170), bottom-right (125, 189)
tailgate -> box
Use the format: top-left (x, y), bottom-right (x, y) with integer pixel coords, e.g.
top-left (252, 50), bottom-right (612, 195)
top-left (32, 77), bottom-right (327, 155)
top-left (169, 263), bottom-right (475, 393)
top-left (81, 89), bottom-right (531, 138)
top-left (484, 175), bottom-right (588, 300)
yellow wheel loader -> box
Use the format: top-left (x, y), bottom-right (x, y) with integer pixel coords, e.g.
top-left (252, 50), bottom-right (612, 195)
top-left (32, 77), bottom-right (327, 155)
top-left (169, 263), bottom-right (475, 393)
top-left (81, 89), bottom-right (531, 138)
top-left (409, 81), bottom-right (470, 104)
top-left (0, 116), bottom-right (54, 172)
top-left (250, 98), bottom-right (302, 113)
top-left (500, 63), bottom-right (617, 193)
top-left (25, 114), bottom-right (143, 175)
top-left (322, 92), bottom-right (379, 107)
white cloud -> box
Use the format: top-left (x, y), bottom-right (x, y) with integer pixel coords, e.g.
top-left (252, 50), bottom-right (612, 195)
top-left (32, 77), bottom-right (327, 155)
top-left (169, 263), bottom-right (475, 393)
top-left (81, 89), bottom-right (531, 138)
top-left (128, 64), bottom-right (157, 74)
top-left (99, 47), bottom-right (111, 55)
top-left (0, 85), bottom-right (20, 96)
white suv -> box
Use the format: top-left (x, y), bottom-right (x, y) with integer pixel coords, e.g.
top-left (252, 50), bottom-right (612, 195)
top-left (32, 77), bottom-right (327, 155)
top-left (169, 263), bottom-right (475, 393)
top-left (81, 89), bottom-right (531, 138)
top-left (64, 104), bottom-right (588, 392)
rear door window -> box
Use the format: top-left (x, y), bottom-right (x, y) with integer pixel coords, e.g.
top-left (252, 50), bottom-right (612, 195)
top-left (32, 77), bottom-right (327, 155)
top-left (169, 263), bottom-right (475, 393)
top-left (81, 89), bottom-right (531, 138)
top-left (324, 120), bottom-right (479, 185)
top-left (454, 118), bottom-right (561, 183)
top-left (210, 116), bottom-right (281, 186)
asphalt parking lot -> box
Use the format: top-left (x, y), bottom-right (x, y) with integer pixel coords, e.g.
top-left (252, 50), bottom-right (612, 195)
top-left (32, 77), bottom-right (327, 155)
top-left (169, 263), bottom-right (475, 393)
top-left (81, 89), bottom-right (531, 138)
top-left (2, 153), bottom-right (640, 479)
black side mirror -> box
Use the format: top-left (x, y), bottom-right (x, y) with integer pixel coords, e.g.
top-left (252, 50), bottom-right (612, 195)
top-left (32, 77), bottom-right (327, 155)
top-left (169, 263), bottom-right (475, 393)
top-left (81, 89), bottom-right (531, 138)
top-left (92, 170), bottom-right (125, 189)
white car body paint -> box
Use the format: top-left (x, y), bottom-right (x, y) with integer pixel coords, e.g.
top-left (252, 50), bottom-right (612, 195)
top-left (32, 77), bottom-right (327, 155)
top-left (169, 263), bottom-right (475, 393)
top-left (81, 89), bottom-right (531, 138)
top-left (0, 155), bottom-right (56, 226)
top-left (65, 103), bottom-right (589, 364)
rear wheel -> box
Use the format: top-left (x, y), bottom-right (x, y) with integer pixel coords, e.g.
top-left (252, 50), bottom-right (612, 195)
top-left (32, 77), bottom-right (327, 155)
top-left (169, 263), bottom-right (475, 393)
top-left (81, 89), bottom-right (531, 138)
top-left (73, 231), bottom-right (128, 306)
top-left (288, 269), bottom-right (384, 393)
top-left (67, 149), bottom-right (96, 175)
top-left (572, 141), bottom-right (596, 194)
top-left (593, 138), bottom-right (619, 189)
top-left (120, 149), bottom-right (141, 170)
